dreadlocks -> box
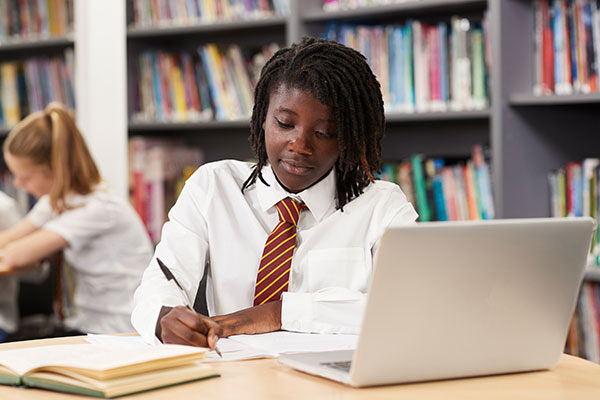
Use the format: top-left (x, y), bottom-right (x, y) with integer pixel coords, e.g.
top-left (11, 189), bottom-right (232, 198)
top-left (242, 36), bottom-right (385, 210)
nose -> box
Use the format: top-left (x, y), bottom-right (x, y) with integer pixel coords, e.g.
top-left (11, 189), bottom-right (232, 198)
top-left (288, 127), bottom-right (313, 155)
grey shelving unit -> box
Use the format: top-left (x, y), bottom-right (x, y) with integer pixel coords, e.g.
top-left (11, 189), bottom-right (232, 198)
top-left (126, 0), bottom-right (491, 164)
top-left (125, 0), bottom-right (599, 217)
top-left (492, 0), bottom-right (600, 219)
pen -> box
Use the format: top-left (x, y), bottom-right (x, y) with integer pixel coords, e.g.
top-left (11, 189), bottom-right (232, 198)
top-left (156, 257), bottom-right (222, 358)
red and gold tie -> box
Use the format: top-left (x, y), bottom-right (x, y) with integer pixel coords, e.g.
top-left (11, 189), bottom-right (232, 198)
top-left (254, 197), bottom-right (306, 306)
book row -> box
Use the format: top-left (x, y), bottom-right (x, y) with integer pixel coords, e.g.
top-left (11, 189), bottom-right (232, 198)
top-left (323, 15), bottom-right (490, 113)
top-left (548, 158), bottom-right (600, 263)
top-left (129, 43), bottom-right (279, 123)
top-left (0, 0), bottom-right (73, 43)
top-left (534, 0), bottom-right (600, 96)
top-left (377, 145), bottom-right (494, 222)
top-left (131, 0), bottom-right (290, 27)
top-left (566, 281), bottom-right (600, 363)
top-left (128, 136), bottom-right (204, 243)
top-left (0, 49), bottom-right (75, 129)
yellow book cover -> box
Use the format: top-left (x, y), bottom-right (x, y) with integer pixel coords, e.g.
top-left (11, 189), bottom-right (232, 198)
top-left (206, 44), bottom-right (236, 120)
top-left (0, 343), bottom-right (218, 398)
top-left (170, 55), bottom-right (188, 122)
top-left (0, 62), bottom-right (21, 128)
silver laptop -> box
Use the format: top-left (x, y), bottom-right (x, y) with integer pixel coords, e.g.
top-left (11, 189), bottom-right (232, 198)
top-left (279, 217), bottom-right (595, 387)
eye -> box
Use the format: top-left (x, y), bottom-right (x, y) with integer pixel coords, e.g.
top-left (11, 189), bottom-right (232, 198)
top-left (275, 118), bottom-right (293, 129)
top-left (316, 130), bottom-right (335, 139)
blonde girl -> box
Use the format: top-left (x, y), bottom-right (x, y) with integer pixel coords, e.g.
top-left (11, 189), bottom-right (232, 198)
top-left (0, 102), bottom-right (153, 335)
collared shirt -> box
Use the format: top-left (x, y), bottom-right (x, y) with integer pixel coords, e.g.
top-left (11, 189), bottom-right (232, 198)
top-left (131, 160), bottom-right (418, 344)
top-left (27, 186), bottom-right (153, 334)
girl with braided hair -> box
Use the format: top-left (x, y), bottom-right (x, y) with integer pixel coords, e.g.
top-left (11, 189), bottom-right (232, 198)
top-left (132, 37), bottom-right (417, 348)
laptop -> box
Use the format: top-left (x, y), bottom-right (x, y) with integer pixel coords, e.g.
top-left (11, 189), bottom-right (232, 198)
top-left (278, 217), bottom-right (595, 387)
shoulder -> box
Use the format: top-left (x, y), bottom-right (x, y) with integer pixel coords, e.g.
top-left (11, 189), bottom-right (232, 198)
top-left (187, 159), bottom-right (255, 188)
top-left (344, 180), bottom-right (417, 221)
top-left (360, 180), bottom-right (409, 204)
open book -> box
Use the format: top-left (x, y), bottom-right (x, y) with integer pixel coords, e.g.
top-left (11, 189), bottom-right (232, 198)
top-left (0, 343), bottom-right (219, 398)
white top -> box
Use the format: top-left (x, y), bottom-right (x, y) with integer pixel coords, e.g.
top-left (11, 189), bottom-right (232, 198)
top-left (27, 186), bottom-right (153, 334)
top-left (132, 160), bottom-right (418, 344)
top-left (0, 191), bottom-right (22, 333)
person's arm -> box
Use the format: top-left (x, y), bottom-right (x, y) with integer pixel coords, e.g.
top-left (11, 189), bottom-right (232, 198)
top-left (0, 218), bottom-right (38, 249)
top-left (156, 301), bottom-right (282, 347)
top-left (131, 167), bottom-right (213, 345)
top-left (1, 228), bottom-right (67, 271)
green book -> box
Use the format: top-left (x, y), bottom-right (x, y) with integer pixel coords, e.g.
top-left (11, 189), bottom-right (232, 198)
top-left (0, 343), bottom-right (218, 398)
top-left (411, 154), bottom-right (431, 221)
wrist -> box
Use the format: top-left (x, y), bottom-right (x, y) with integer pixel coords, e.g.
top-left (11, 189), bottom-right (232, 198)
top-left (155, 306), bottom-right (173, 342)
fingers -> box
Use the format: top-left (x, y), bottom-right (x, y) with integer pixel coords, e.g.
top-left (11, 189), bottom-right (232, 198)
top-left (159, 306), bottom-right (222, 348)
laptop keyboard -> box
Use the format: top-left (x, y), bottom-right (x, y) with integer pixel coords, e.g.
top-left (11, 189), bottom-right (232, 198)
top-left (321, 361), bottom-right (352, 372)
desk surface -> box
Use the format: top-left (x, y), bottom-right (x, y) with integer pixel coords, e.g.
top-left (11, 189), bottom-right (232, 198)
top-left (0, 336), bottom-right (599, 399)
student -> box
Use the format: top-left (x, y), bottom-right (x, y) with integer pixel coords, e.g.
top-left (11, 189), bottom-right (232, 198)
top-left (0, 102), bottom-right (153, 335)
top-left (131, 37), bottom-right (418, 348)
top-left (0, 191), bottom-right (22, 341)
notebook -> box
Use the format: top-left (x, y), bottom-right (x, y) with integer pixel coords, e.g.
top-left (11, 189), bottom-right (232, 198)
top-left (278, 217), bottom-right (595, 387)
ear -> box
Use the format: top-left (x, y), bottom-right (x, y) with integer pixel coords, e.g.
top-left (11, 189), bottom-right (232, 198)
top-left (262, 121), bottom-right (265, 132)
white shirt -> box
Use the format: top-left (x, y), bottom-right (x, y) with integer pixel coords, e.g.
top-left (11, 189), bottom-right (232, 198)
top-left (27, 186), bottom-right (153, 334)
top-left (0, 191), bottom-right (22, 334)
top-left (131, 160), bottom-right (418, 344)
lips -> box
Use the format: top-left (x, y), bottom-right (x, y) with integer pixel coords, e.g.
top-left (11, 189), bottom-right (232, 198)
top-left (280, 159), bottom-right (313, 175)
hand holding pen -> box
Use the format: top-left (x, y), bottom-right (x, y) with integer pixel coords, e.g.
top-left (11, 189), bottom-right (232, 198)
top-left (156, 258), bottom-right (222, 357)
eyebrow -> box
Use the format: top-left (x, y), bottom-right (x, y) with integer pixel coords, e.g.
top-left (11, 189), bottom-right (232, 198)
top-left (275, 107), bottom-right (335, 123)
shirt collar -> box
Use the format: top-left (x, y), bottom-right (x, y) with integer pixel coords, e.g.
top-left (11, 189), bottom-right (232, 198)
top-left (256, 164), bottom-right (336, 222)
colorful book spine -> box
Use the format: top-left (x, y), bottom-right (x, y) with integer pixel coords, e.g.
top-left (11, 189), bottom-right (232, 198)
top-left (378, 146), bottom-right (494, 222)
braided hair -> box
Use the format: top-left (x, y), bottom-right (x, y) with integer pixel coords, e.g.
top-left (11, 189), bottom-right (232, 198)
top-left (242, 37), bottom-right (385, 210)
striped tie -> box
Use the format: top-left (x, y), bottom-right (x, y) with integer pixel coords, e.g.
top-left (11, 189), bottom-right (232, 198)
top-left (254, 197), bottom-right (306, 306)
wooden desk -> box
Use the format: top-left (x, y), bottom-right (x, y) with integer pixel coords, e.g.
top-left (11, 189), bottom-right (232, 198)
top-left (0, 336), bottom-right (599, 399)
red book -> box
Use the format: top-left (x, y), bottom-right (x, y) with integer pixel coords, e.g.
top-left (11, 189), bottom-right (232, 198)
top-left (157, 52), bottom-right (173, 118)
top-left (181, 53), bottom-right (201, 113)
top-left (541, 0), bottom-right (555, 94)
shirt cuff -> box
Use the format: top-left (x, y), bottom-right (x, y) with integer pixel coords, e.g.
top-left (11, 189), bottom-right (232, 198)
top-left (281, 292), bottom-right (314, 333)
top-left (131, 293), bottom-right (184, 345)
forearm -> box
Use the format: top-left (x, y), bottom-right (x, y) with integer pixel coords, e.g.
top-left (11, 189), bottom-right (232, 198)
top-left (2, 229), bottom-right (67, 268)
top-left (214, 301), bottom-right (282, 337)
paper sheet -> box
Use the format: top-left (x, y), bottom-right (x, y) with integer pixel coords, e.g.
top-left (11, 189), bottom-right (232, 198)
top-left (86, 332), bottom-right (358, 363)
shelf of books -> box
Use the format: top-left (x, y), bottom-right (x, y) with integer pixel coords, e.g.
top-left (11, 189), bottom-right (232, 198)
top-left (127, 0), bottom-right (289, 38)
top-left (568, 281), bottom-right (600, 363)
top-left (0, 0), bottom-right (74, 46)
top-left (0, 49), bottom-right (75, 132)
top-left (512, 0), bottom-right (600, 105)
top-left (311, 8), bottom-right (491, 118)
top-left (378, 145), bottom-right (494, 222)
top-left (0, 0), bottom-right (75, 137)
top-left (0, 0), bottom-right (74, 214)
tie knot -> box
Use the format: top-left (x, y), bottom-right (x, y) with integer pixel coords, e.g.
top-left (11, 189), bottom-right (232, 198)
top-left (276, 197), bottom-right (306, 225)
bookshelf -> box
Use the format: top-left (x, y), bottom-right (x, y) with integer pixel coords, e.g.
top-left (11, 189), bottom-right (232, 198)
top-left (122, 0), bottom-right (599, 358)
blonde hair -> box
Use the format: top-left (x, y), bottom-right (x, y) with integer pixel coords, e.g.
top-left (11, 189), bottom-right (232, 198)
top-left (3, 102), bottom-right (102, 213)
